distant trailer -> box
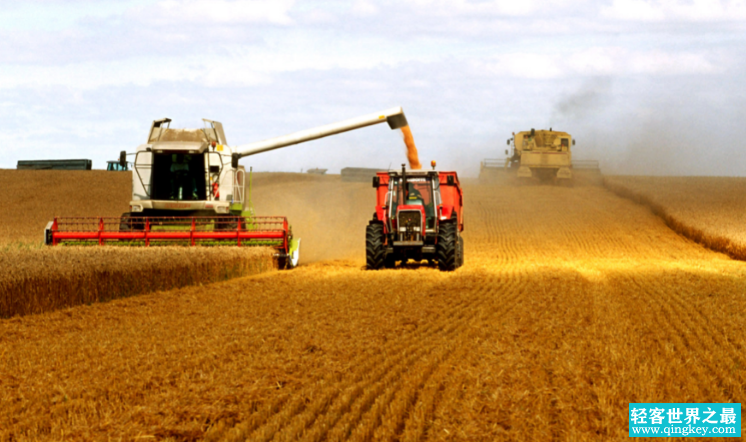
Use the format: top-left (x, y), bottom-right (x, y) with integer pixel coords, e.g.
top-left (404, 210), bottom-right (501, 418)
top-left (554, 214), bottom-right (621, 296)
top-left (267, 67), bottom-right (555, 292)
top-left (341, 167), bottom-right (386, 182)
top-left (306, 168), bottom-right (328, 175)
top-left (17, 159), bottom-right (92, 170)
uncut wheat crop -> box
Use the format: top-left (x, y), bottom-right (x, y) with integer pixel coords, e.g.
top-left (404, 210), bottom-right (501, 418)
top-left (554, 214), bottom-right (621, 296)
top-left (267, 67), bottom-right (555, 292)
top-left (0, 169), bottom-right (130, 246)
top-left (605, 175), bottom-right (746, 260)
top-left (0, 170), bottom-right (278, 317)
top-left (1, 175), bottom-right (745, 441)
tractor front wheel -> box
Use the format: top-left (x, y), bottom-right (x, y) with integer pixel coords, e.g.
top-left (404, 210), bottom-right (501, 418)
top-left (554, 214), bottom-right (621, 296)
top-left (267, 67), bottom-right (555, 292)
top-left (437, 220), bottom-right (458, 271)
top-left (366, 223), bottom-right (386, 270)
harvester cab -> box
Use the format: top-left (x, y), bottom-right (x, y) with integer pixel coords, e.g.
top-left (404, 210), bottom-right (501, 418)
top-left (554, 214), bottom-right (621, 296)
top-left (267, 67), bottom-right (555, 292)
top-left (126, 118), bottom-right (236, 216)
top-left (367, 164), bottom-right (464, 271)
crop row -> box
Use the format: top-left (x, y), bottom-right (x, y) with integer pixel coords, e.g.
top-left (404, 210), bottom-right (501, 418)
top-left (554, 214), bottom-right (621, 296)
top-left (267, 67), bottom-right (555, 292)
top-left (603, 176), bottom-right (746, 260)
top-left (0, 247), bottom-right (276, 318)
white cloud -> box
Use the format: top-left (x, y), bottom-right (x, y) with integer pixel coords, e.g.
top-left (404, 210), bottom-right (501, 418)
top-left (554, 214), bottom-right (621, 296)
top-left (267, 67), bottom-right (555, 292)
top-left (602, 0), bottom-right (746, 22)
top-left (475, 47), bottom-right (721, 79)
top-left (131, 0), bottom-right (297, 26)
top-left (351, 0), bottom-right (379, 17)
top-left (401, 0), bottom-right (581, 17)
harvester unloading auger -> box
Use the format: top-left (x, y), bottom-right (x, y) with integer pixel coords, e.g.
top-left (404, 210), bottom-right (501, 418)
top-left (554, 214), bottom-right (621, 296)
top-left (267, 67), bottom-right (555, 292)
top-left (45, 107), bottom-right (410, 269)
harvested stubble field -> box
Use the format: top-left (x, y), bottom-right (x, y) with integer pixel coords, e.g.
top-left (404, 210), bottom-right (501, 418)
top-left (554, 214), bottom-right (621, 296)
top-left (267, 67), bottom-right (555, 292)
top-left (605, 175), bottom-right (746, 260)
top-left (1, 173), bottom-right (746, 441)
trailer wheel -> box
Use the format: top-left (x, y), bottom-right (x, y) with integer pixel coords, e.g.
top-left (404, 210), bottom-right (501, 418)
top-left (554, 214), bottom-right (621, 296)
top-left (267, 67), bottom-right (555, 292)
top-left (436, 220), bottom-right (458, 271)
top-left (366, 223), bottom-right (386, 270)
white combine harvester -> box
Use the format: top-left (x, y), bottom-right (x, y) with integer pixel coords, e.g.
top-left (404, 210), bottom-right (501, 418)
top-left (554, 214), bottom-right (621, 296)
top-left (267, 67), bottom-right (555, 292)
top-left (45, 107), bottom-right (410, 269)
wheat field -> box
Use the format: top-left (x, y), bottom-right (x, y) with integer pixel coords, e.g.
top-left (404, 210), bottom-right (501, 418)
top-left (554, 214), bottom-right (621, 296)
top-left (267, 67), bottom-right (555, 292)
top-left (605, 175), bottom-right (746, 260)
top-left (0, 170), bottom-right (279, 318)
top-left (0, 170), bottom-right (130, 245)
top-left (1, 175), bottom-right (746, 440)
top-left (0, 247), bottom-right (275, 318)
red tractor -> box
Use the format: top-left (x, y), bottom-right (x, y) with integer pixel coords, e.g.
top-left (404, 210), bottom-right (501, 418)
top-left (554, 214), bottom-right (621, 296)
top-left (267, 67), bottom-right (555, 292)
top-left (366, 164), bottom-right (464, 271)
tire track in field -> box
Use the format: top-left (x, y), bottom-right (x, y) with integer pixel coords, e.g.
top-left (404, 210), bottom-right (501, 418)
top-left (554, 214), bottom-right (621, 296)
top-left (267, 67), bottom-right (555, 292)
top-left (224, 272), bottom-right (518, 441)
top-left (365, 271), bottom-right (529, 441)
top-left (274, 268), bottom-right (527, 441)
top-left (320, 273), bottom-right (524, 442)
top-left (229, 306), bottom-right (458, 441)
top-left (625, 275), bottom-right (718, 399)
top-left (624, 274), bottom-right (746, 401)
top-left (401, 266), bottom-right (551, 441)
top-left (409, 270), bottom-right (532, 441)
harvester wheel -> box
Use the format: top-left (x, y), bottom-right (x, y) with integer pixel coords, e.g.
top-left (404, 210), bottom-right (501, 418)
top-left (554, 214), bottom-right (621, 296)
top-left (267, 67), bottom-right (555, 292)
top-left (436, 220), bottom-right (458, 271)
top-left (366, 223), bottom-right (386, 270)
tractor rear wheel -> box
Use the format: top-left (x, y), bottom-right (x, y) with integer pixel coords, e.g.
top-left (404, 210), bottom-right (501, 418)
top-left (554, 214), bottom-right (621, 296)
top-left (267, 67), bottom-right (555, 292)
top-left (366, 223), bottom-right (386, 270)
top-left (436, 220), bottom-right (458, 271)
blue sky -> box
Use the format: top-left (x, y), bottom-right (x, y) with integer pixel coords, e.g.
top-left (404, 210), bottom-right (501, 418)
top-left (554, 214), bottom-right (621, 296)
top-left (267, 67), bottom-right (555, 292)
top-left (1, 0), bottom-right (745, 175)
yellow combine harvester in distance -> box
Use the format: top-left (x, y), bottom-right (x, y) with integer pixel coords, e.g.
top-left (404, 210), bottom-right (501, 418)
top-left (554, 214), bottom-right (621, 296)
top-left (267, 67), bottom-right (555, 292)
top-left (507, 128), bottom-right (574, 181)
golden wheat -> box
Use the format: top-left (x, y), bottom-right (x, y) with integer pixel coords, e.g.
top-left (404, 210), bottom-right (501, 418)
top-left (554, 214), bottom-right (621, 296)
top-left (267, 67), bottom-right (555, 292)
top-left (0, 170), bottom-right (284, 317)
top-left (604, 175), bottom-right (746, 260)
top-left (0, 169), bottom-right (130, 245)
top-left (0, 247), bottom-right (276, 318)
top-left (1, 176), bottom-right (745, 441)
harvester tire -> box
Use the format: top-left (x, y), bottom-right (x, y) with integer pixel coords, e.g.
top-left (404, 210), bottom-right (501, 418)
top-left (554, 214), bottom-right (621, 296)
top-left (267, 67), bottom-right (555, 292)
top-left (366, 223), bottom-right (386, 270)
top-left (436, 220), bottom-right (458, 271)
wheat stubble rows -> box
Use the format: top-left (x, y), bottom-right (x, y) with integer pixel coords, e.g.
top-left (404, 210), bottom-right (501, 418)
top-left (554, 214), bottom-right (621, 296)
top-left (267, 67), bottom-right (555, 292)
top-left (2, 181), bottom-right (746, 441)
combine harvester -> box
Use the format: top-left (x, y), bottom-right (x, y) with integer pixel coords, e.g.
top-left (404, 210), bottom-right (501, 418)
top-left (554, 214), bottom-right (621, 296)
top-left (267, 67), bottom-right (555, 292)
top-left (367, 162), bottom-right (464, 271)
top-left (480, 128), bottom-right (599, 183)
top-left (45, 107), bottom-right (410, 268)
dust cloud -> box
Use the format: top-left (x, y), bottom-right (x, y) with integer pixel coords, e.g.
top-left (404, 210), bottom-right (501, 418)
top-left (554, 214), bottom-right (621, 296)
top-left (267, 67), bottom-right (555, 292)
top-left (548, 76), bottom-right (746, 177)
top-left (250, 173), bottom-right (372, 265)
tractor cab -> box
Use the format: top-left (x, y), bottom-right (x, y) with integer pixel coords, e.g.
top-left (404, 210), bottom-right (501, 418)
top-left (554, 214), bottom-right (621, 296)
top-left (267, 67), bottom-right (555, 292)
top-left (389, 174), bottom-right (438, 231)
top-left (383, 167), bottom-right (441, 243)
top-left (106, 161), bottom-right (128, 171)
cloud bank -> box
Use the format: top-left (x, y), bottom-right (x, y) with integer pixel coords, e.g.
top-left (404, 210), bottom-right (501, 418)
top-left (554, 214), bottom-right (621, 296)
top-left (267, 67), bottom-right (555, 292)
top-left (0, 0), bottom-right (744, 176)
